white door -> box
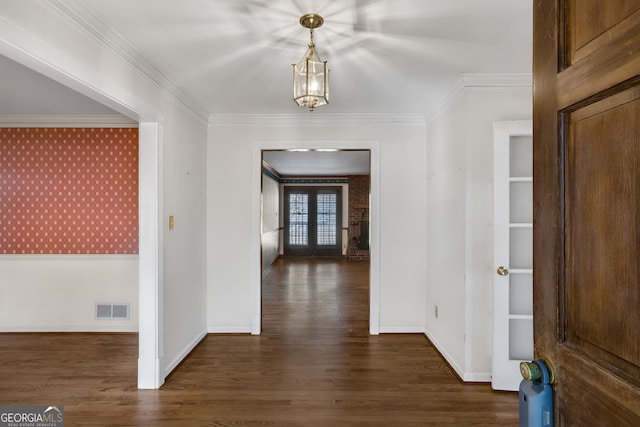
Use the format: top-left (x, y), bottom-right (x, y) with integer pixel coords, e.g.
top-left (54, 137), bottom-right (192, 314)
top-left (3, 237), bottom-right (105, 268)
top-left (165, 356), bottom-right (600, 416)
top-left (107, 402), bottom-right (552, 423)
top-left (492, 120), bottom-right (533, 391)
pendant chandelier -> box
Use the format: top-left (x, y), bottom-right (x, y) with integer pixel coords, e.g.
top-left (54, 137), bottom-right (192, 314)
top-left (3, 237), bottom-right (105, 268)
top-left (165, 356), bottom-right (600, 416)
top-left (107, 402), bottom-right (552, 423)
top-left (293, 13), bottom-right (329, 111)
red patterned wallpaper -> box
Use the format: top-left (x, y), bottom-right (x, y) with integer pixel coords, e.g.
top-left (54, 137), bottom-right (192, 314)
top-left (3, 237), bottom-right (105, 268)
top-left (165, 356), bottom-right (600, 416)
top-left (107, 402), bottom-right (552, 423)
top-left (0, 128), bottom-right (139, 254)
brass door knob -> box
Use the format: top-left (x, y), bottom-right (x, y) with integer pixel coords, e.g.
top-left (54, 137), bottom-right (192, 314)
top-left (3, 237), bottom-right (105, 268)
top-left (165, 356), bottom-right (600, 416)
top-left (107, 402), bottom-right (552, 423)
top-left (497, 266), bottom-right (509, 276)
top-left (520, 361), bottom-right (541, 381)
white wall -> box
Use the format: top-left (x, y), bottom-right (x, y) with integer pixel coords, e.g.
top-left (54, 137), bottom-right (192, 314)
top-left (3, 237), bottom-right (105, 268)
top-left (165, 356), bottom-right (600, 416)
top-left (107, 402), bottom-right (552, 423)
top-left (0, 255), bottom-right (138, 331)
top-left (425, 87), bottom-right (532, 381)
top-left (207, 120), bottom-right (427, 333)
top-left (0, 4), bottom-right (208, 387)
top-left (160, 106), bottom-right (208, 378)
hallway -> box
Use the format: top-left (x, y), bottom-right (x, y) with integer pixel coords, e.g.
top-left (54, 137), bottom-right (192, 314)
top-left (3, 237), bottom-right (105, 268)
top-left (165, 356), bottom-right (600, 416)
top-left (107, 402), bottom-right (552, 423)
top-left (0, 258), bottom-right (519, 425)
top-left (262, 257), bottom-right (370, 336)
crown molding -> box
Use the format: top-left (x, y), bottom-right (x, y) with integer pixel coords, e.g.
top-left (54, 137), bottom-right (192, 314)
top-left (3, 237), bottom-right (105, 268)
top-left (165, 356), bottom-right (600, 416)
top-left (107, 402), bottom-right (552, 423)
top-left (210, 74), bottom-right (531, 127)
top-left (44, 0), bottom-right (209, 123)
top-left (0, 114), bottom-right (138, 127)
top-left (424, 73), bottom-right (532, 122)
top-left (209, 113), bottom-right (426, 127)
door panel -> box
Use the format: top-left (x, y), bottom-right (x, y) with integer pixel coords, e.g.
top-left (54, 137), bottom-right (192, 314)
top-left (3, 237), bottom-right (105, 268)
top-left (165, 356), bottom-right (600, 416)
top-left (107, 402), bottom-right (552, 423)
top-left (534, 0), bottom-right (640, 425)
top-left (566, 90), bottom-right (640, 381)
top-left (284, 187), bottom-right (341, 257)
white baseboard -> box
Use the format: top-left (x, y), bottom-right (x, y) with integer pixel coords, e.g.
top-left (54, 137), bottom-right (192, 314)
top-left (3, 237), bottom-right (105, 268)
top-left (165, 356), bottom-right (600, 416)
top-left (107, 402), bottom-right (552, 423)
top-left (379, 326), bottom-right (425, 333)
top-left (463, 372), bottom-right (492, 382)
top-left (163, 328), bottom-right (208, 378)
top-left (0, 325), bottom-right (138, 332)
top-left (424, 329), bottom-right (465, 380)
top-left (424, 329), bottom-right (491, 383)
top-left (207, 326), bottom-right (252, 334)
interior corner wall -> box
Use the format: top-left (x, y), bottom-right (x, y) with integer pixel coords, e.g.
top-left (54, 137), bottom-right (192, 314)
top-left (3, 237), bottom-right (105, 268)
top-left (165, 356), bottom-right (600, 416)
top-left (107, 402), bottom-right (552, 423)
top-left (425, 88), bottom-right (532, 381)
top-left (207, 123), bottom-right (427, 333)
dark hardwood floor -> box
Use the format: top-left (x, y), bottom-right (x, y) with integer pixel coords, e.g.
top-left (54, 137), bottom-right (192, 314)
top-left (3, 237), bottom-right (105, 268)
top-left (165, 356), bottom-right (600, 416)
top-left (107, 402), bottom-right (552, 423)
top-left (0, 258), bottom-right (519, 426)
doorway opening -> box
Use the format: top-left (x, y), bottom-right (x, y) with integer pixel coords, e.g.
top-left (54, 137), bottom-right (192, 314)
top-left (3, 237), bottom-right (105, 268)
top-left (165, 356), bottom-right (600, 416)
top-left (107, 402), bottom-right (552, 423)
top-left (252, 141), bottom-right (380, 335)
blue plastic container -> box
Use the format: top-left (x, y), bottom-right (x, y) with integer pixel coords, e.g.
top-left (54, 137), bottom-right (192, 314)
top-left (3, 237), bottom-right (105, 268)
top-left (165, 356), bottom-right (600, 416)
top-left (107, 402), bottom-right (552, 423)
top-left (519, 359), bottom-right (553, 427)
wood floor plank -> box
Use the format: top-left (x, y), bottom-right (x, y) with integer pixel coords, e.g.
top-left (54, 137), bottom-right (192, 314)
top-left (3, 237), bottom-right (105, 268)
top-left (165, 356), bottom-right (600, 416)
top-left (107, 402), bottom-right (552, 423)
top-left (0, 258), bottom-right (518, 425)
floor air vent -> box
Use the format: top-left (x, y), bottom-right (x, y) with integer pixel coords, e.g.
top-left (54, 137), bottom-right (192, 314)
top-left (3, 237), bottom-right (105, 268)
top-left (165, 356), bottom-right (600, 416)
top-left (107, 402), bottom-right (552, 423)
top-left (95, 303), bottom-right (130, 320)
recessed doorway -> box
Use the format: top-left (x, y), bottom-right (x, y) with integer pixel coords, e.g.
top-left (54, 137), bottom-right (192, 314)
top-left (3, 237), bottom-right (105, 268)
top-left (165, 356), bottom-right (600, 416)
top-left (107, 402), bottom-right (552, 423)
top-left (252, 140), bottom-right (381, 336)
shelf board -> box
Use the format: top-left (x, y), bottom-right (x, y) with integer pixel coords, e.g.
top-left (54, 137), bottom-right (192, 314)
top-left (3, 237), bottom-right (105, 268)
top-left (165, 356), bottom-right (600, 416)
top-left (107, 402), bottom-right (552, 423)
top-left (509, 314), bottom-right (533, 320)
top-left (509, 222), bottom-right (532, 228)
top-left (509, 269), bottom-right (533, 274)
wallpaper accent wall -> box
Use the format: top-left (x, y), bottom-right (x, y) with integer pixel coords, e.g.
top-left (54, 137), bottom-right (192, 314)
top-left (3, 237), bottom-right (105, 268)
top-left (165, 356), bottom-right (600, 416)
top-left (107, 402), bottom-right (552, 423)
top-left (0, 128), bottom-right (139, 254)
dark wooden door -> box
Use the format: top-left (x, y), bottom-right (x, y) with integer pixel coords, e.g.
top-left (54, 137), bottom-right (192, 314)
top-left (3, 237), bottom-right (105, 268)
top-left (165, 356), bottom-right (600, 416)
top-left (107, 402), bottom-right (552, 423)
top-left (284, 187), bottom-right (342, 257)
top-left (534, 0), bottom-right (640, 424)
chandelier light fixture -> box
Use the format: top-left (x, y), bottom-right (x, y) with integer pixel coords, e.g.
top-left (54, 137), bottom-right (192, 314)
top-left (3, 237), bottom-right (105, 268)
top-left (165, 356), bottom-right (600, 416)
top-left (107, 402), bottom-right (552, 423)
top-left (293, 13), bottom-right (329, 111)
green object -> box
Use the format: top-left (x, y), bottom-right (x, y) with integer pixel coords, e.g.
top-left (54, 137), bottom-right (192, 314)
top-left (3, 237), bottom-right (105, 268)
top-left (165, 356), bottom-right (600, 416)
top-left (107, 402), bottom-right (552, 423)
top-left (520, 361), bottom-right (541, 381)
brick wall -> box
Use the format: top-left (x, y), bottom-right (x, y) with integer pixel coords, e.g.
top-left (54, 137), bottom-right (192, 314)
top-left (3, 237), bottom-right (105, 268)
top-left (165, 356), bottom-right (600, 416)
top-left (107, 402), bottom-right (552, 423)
top-left (348, 175), bottom-right (370, 260)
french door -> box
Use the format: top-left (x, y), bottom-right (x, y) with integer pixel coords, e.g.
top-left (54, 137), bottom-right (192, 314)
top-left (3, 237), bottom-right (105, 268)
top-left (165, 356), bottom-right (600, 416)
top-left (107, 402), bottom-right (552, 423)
top-left (284, 187), bottom-right (342, 257)
top-left (492, 120), bottom-right (533, 391)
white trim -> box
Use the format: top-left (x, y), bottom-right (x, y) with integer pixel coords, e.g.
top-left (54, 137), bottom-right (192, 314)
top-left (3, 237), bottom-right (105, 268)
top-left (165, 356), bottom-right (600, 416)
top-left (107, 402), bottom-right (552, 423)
top-left (252, 139), bottom-right (381, 336)
top-left (425, 329), bottom-right (465, 380)
top-left (210, 113), bottom-right (426, 127)
top-left (368, 143), bottom-right (381, 336)
top-left (251, 143), bottom-right (263, 335)
top-left (423, 76), bottom-right (467, 122)
top-left (163, 328), bottom-right (207, 378)
top-left (425, 331), bottom-right (491, 382)
top-left (424, 73), bottom-right (532, 123)
top-left (208, 326), bottom-right (253, 334)
top-left (463, 372), bottom-right (492, 383)
top-left (0, 325), bottom-right (138, 333)
top-left (379, 326), bottom-right (425, 333)
top-left (0, 114), bottom-right (137, 127)
top-left (137, 122), bottom-right (164, 389)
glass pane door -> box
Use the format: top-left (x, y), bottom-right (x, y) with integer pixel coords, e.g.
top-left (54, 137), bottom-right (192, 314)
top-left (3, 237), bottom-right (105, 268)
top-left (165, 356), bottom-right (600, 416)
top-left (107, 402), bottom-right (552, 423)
top-left (316, 192), bottom-right (337, 246)
top-left (284, 187), bottom-right (341, 257)
top-left (492, 120), bottom-right (533, 391)
top-left (288, 193), bottom-right (309, 246)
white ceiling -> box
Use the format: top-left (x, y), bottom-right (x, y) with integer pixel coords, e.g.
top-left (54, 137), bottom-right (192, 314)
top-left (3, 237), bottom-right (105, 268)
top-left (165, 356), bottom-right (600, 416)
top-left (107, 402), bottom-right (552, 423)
top-left (263, 150), bottom-right (370, 176)
top-left (67, 0), bottom-right (532, 115)
top-left (0, 0), bottom-right (532, 175)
